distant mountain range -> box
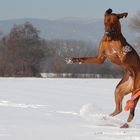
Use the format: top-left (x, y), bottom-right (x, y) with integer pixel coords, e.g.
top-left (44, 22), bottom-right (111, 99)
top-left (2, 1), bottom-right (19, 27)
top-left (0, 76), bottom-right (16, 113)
top-left (0, 17), bottom-right (136, 44)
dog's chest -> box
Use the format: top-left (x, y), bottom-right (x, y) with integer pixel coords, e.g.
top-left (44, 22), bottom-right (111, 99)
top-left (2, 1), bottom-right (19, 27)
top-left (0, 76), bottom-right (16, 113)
top-left (105, 44), bottom-right (132, 63)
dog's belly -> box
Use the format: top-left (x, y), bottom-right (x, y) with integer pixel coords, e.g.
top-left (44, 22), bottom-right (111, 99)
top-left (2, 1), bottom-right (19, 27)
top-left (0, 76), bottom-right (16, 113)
top-left (119, 76), bottom-right (134, 93)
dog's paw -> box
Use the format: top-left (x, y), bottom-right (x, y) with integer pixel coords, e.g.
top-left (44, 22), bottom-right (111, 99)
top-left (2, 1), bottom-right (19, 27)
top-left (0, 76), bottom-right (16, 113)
top-left (65, 57), bottom-right (74, 64)
top-left (120, 123), bottom-right (129, 128)
top-left (65, 57), bottom-right (83, 64)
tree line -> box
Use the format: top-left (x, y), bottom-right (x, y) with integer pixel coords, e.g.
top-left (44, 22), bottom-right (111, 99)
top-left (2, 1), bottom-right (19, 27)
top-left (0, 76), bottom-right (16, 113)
top-left (0, 12), bottom-right (139, 77)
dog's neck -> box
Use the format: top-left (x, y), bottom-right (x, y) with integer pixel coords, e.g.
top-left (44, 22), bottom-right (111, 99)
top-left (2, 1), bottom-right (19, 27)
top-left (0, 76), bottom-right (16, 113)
top-left (104, 32), bottom-right (122, 39)
top-left (103, 32), bottom-right (127, 45)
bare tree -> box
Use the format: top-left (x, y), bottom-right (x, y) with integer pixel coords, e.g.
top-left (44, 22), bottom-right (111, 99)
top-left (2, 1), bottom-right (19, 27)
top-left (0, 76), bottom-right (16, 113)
top-left (130, 11), bottom-right (140, 33)
top-left (129, 11), bottom-right (140, 53)
top-left (0, 22), bottom-right (44, 77)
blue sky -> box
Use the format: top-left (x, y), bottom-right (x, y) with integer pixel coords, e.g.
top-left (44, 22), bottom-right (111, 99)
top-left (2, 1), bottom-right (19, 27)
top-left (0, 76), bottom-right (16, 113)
top-left (0, 0), bottom-right (139, 20)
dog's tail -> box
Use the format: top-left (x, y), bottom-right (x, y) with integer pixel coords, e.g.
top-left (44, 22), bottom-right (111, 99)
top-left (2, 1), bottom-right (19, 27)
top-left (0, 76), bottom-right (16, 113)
top-left (125, 88), bottom-right (140, 111)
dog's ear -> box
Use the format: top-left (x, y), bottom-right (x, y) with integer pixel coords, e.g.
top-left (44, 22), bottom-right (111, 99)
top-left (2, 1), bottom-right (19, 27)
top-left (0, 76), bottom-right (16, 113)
top-left (116, 13), bottom-right (128, 19)
top-left (105, 8), bottom-right (112, 15)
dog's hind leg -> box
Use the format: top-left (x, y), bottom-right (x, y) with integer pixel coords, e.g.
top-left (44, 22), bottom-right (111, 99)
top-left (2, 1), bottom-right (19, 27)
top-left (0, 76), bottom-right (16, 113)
top-left (127, 97), bottom-right (139, 122)
top-left (123, 74), bottom-right (140, 126)
top-left (120, 73), bottom-right (140, 128)
top-left (120, 97), bottom-right (139, 128)
top-left (110, 71), bottom-right (133, 116)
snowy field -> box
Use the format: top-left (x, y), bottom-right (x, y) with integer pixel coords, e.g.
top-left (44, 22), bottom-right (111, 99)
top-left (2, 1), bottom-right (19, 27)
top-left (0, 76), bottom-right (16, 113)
top-left (0, 78), bottom-right (140, 140)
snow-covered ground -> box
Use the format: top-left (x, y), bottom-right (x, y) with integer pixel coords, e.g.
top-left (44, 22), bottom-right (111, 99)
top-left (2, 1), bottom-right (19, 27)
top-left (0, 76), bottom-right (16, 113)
top-left (0, 78), bottom-right (140, 140)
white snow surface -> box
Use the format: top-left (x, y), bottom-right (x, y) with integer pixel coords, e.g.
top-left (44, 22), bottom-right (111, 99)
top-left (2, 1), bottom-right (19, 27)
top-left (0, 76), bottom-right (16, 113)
top-left (0, 78), bottom-right (140, 140)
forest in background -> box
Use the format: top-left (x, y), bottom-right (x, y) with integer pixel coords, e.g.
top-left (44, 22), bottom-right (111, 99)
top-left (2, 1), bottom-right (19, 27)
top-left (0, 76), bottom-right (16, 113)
top-left (0, 12), bottom-right (139, 78)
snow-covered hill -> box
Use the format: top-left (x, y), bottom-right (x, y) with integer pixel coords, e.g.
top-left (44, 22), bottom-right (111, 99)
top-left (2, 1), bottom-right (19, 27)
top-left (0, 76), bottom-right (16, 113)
top-left (0, 78), bottom-right (140, 140)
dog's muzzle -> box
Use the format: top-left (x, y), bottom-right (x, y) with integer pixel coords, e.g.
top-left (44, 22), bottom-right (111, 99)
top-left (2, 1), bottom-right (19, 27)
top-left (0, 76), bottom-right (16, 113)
top-left (105, 26), bottom-right (116, 36)
top-left (105, 31), bottom-right (111, 36)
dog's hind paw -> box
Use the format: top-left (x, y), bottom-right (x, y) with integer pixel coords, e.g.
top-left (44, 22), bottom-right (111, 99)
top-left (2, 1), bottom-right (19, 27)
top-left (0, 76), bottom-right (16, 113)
top-left (120, 123), bottom-right (129, 128)
top-left (109, 109), bottom-right (122, 117)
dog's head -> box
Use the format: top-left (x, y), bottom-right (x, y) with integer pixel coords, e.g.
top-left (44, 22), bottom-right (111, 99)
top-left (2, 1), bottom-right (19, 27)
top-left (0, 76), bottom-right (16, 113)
top-left (104, 8), bottom-right (128, 36)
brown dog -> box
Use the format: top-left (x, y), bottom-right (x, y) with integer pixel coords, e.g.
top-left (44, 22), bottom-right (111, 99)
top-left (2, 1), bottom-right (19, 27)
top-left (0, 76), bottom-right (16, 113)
top-left (66, 8), bottom-right (140, 128)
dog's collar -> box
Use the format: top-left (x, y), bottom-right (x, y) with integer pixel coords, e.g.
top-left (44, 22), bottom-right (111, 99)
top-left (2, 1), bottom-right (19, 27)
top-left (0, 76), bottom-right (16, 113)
top-left (104, 31), bottom-right (121, 37)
